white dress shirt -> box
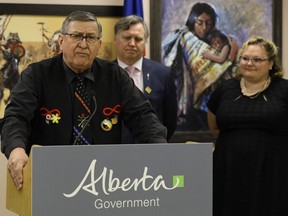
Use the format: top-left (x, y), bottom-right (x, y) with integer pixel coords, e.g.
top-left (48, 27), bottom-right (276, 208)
top-left (117, 58), bottom-right (144, 92)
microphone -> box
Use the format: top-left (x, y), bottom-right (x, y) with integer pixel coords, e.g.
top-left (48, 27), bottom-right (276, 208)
top-left (73, 92), bottom-right (97, 145)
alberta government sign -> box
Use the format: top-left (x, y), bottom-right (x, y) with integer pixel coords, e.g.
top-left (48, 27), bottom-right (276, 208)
top-left (31, 143), bottom-right (212, 216)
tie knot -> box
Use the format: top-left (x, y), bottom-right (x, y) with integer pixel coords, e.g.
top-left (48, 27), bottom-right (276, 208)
top-left (75, 75), bottom-right (85, 82)
top-left (126, 66), bottom-right (136, 75)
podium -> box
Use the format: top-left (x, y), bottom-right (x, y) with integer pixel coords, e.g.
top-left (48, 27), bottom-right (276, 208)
top-left (6, 143), bottom-right (212, 216)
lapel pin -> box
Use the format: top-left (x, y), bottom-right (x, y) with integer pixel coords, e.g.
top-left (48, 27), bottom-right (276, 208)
top-left (145, 86), bottom-right (152, 94)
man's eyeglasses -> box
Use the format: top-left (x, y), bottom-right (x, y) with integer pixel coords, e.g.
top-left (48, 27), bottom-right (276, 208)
top-left (64, 33), bottom-right (100, 44)
top-left (239, 56), bottom-right (270, 65)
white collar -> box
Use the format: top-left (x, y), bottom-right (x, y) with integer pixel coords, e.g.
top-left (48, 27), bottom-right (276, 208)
top-left (117, 58), bottom-right (143, 72)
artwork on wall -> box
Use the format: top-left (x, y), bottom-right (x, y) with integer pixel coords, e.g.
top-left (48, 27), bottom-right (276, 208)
top-left (0, 4), bottom-right (122, 116)
top-left (150, 0), bottom-right (282, 142)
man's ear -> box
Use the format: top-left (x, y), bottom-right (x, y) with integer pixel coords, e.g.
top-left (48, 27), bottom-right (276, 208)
top-left (58, 35), bottom-right (64, 46)
top-left (58, 35), bottom-right (64, 52)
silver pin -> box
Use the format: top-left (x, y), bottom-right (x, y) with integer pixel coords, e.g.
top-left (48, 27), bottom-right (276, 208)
top-left (234, 95), bottom-right (242, 101)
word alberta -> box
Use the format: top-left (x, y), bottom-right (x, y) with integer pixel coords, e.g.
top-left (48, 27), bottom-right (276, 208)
top-left (63, 159), bottom-right (184, 209)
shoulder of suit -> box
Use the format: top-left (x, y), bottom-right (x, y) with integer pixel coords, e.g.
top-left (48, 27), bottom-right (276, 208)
top-left (29, 55), bottom-right (62, 74)
top-left (92, 57), bottom-right (126, 77)
top-left (93, 57), bottom-right (119, 68)
top-left (143, 58), bottom-right (170, 70)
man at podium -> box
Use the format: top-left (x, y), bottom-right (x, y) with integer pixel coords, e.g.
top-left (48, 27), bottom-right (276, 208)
top-left (0, 10), bottom-right (167, 190)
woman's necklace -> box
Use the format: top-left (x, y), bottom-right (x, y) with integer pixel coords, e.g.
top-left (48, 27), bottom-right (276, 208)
top-left (240, 77), bottom-right (271, 99)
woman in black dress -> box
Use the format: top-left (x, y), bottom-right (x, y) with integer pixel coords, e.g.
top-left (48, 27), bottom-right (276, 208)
top-left (207, 37), bottom-right (288, 216)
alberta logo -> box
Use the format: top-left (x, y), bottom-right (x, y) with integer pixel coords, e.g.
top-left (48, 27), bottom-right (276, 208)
top-left (63, 159), bottom-right (184, 209)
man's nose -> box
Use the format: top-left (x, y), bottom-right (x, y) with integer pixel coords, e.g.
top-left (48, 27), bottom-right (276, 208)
top-left (78, 38), bottom-right (88, 47)
top-left (128, 38), bottom-right (136, 46)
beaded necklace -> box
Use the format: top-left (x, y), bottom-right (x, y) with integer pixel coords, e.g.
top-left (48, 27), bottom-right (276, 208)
top-left (240, 77), bottom-right (271, 99)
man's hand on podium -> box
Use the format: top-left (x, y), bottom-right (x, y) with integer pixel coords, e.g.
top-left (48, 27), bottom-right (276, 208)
top-left (8, 147), bottom-right (28, 190)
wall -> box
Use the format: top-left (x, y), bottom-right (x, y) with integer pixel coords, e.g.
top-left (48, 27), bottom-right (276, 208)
top-left (0, 0), bottom-right (287, 215)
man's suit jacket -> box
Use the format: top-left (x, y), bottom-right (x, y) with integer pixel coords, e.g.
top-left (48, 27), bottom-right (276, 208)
top-left (115, 58), bottom-right (177, 143)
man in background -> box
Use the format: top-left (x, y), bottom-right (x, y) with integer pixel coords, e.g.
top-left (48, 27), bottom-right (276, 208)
top-left (114, 15), bottom-right (177, 143)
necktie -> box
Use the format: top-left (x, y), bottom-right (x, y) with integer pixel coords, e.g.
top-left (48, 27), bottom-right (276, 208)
top-left (73, 75), bottom-right (91, 145)
top-left (126, 66), bottom-right (141, 90)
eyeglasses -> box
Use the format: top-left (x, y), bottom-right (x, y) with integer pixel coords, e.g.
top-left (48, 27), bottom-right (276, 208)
top-left (239, 56), bottom-right (270, 65)
top-left (64, 33), bottom-right (100, 44)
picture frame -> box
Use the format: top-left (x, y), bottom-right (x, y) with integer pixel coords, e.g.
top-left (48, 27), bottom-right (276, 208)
top-left (0, 3), bottom-right (122, 60)
top-left (150, 0), bottom-right (282, 143)
top-left (150, 0), bottom-right (282, 62)
top-left (0, 3), bottom-right (123, 16)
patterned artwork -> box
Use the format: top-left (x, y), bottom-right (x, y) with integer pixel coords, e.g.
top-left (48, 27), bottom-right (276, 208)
top-left (161, 0), bottom-right (274, 132)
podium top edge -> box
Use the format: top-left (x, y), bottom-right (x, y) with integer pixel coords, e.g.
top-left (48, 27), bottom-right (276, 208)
top-left (31, 143), bottom-right (213, 148)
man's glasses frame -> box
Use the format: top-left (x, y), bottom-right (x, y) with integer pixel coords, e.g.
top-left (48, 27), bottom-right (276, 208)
top-left (64, 33), bottom-right (100, 44)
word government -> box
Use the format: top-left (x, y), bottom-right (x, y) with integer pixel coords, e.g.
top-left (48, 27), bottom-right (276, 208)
top-left (95, 197), bottom-right (160, 209)
top-left (63, 159), bottom-right (179, 197)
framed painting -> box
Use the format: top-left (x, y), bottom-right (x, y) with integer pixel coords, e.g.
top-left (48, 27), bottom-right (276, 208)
top-left (0, 4), bottom-right (122, 117)
top-left (150, 0), bottom-right (282, 142)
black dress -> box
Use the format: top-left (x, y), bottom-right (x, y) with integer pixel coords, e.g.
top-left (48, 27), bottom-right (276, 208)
top-left (207, 77), bottom-right (288, 216)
